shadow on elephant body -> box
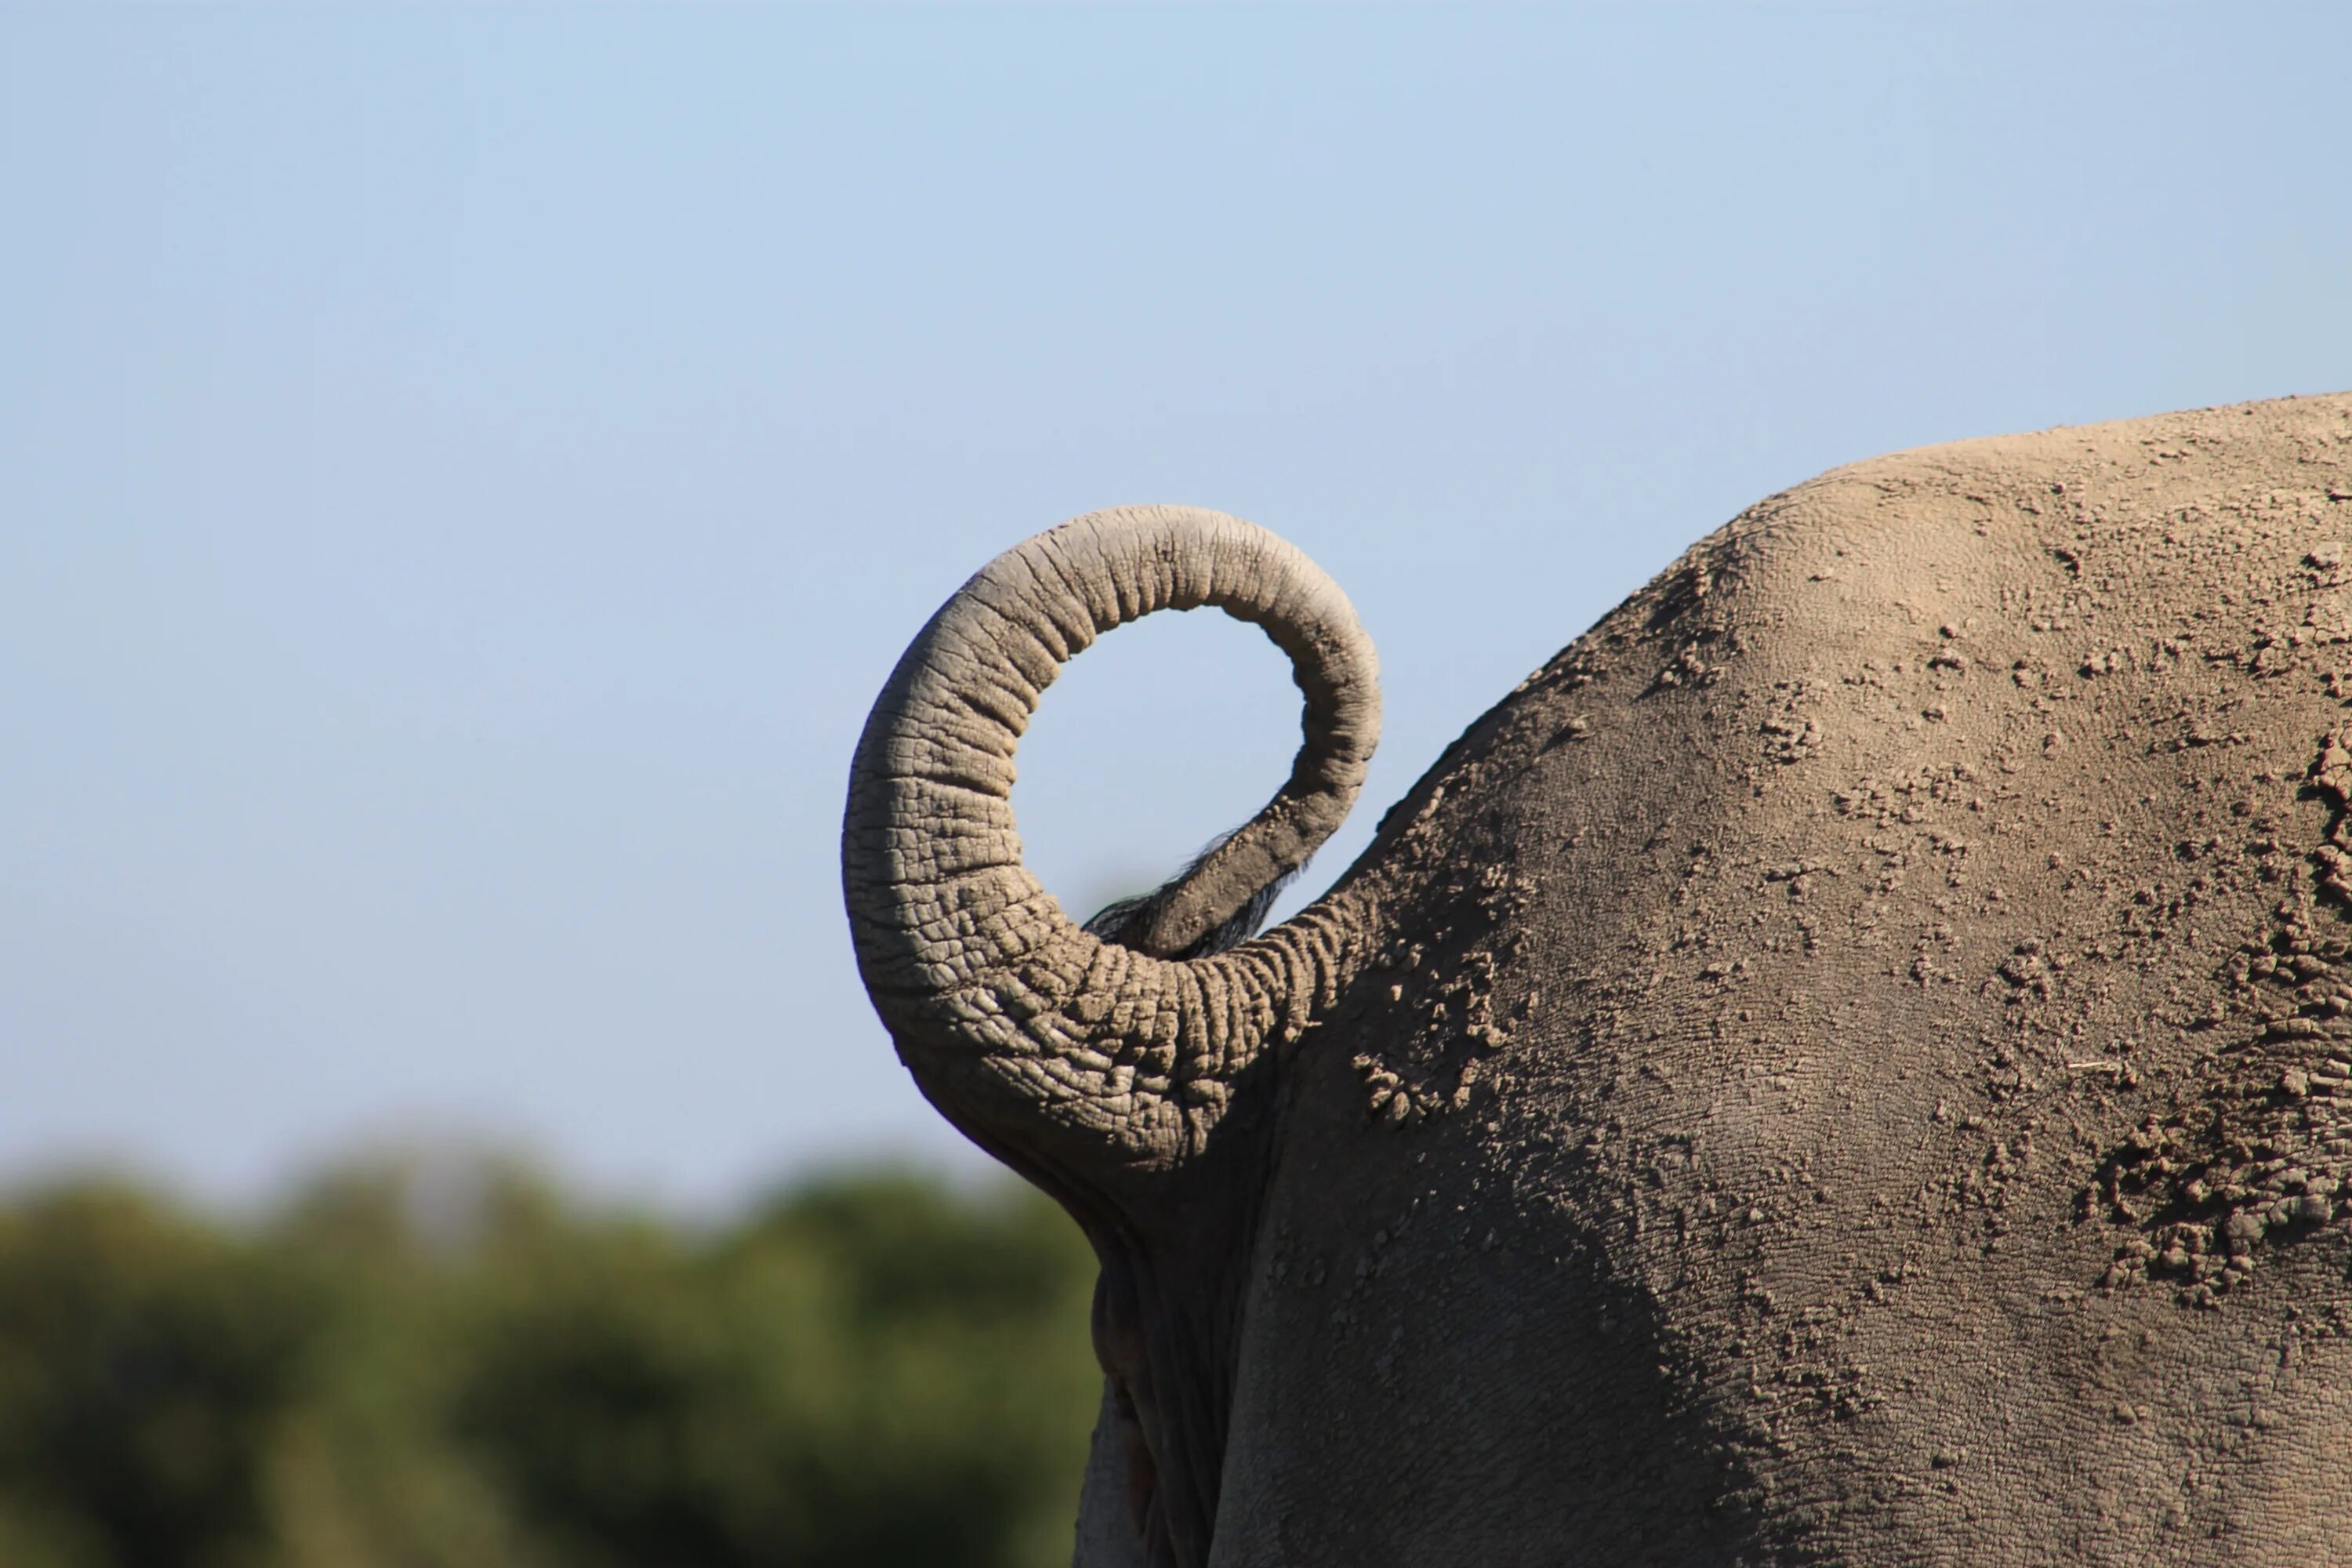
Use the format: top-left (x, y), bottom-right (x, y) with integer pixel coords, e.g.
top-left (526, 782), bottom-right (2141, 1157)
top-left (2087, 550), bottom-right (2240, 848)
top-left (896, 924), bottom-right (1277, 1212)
top-left (1209, 1036), bottom-right (1751, 1567)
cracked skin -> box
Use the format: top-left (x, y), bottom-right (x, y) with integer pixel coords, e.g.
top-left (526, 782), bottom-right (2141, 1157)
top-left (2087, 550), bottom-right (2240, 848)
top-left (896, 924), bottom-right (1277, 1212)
top-left (844, 393), bottom-right (2352, 1566)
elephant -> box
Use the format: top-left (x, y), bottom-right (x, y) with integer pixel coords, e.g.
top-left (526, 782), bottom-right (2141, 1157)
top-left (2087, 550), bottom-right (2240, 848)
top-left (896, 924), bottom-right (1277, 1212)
top-left (842, 391), bottom-right (2352, 1566)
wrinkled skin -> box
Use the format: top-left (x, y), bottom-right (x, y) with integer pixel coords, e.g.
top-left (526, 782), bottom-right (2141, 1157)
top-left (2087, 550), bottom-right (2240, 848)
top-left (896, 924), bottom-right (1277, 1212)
top-left (844, 395), bottom-right (2352, 1566)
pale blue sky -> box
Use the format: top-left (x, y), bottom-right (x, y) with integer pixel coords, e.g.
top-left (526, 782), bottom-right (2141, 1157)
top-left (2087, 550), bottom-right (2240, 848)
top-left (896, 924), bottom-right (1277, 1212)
top-left (4, 7), bottom-right (2347, 1210)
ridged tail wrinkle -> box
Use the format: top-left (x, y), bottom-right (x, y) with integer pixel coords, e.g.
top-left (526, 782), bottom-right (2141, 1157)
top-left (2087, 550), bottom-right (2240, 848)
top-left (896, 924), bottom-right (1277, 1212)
top-left (841, 504), bottom-right (1380, 1180)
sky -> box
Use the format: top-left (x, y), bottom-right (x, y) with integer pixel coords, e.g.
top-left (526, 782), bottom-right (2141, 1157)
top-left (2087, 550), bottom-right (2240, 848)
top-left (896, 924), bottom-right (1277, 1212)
top-left (3, 7), bottom-right (2347, 1213)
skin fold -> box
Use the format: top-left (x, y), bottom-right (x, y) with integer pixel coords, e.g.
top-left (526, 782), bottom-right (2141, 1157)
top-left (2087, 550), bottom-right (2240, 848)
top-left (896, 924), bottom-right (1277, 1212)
top-left (844, 394), bottom-right (2352, 1566)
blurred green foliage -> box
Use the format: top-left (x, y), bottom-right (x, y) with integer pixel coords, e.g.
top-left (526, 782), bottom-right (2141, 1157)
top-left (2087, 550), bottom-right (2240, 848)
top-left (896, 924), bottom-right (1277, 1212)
top-left (0, 1160), bottom-right (1102, 1568)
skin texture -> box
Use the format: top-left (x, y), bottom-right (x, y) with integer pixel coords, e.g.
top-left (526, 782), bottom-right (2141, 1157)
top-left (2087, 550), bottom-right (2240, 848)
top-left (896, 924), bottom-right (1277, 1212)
top-left (844, 394), bottom-right (2352, 1566)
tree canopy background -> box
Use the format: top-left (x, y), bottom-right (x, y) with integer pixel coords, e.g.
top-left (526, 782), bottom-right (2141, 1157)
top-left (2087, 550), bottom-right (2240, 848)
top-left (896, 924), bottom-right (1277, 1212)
top-left (0, 1160), bottom-right (1102, 1568)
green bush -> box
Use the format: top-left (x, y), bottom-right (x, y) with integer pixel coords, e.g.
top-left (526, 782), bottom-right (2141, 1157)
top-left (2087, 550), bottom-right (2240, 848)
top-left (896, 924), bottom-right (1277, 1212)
top-left (0, 1161), bottom-right (1102, 1568)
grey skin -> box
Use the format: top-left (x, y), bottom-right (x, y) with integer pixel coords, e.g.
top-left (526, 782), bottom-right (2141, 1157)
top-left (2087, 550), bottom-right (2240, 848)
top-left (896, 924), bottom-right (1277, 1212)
top-left (845, 395), bottom-right (2352, 1566)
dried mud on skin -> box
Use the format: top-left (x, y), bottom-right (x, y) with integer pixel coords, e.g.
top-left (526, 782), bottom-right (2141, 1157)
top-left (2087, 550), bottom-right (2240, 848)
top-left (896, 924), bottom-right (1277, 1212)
top-left (2096, 717), bottom-right (2352, 1308)
top-left (1352, 869), bottom-right (1533, 1129)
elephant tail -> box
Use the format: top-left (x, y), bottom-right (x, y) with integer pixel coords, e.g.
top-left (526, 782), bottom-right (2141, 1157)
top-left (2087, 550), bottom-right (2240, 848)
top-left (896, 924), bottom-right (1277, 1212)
top-left (840, 504), bottom-right (1380, 1187)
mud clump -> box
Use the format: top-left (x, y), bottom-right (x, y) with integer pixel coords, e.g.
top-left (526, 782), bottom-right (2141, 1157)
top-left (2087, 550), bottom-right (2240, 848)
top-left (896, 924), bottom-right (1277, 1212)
top-left (2095, 727), bottom-right (2352, 1305)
